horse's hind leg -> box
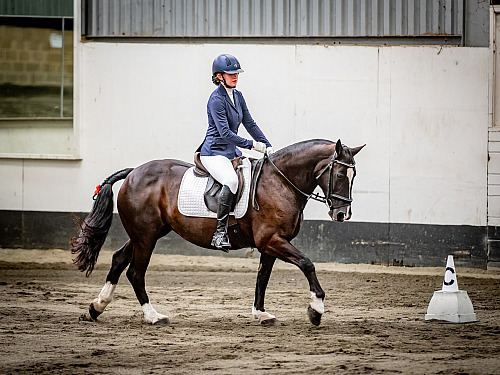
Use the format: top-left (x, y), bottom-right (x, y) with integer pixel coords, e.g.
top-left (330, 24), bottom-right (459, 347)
top-left (126, 241), bottom-right (169, 325)
top-left (252, 253), bottom-right (279, 325)
top-left (89, 240), bottom-right (133, 321)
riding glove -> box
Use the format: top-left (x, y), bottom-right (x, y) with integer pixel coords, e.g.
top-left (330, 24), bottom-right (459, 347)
top-left (252, 141), bottom-right (267, 153)
top-left (266, 147), bottom-right (274, 155)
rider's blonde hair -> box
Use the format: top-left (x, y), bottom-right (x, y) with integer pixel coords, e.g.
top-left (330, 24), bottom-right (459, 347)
top-left (212, 73), bottom-right (222, 86)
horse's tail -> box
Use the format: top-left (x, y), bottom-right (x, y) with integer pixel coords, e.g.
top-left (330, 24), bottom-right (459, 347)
top-left (71, 168), bottom-right (134, 277)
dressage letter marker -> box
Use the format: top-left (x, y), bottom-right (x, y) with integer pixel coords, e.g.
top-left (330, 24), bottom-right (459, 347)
top-left (425, 255), bottom-right (477, 323)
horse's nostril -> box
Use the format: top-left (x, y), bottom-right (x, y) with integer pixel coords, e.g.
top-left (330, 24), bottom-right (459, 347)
top-left (337, 212), bottom-right (345, 222)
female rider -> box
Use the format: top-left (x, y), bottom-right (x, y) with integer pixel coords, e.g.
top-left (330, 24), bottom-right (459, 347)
top-left (200, 54), bottom-right (273, 251)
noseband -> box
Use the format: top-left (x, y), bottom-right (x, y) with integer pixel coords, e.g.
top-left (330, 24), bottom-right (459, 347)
top-left (264, 152), bottom-right (356, 211)
top-left (314, 154), bottom-right (356, 209)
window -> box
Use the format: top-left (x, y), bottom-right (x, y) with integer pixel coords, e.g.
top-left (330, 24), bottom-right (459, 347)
top-left (0, 0), bottom-right (77, 159)
top-left (0, 17), bottom-right (73, 118)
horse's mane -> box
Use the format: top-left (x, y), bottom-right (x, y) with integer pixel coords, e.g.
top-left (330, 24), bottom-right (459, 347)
top-left (272, 139), bottom-right (335, 158)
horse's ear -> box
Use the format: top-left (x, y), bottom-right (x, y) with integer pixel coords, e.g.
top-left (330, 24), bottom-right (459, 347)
top-left (351, 144), bottom-right (366, 156)
top-left (335, 139), bottom-right (343, 155)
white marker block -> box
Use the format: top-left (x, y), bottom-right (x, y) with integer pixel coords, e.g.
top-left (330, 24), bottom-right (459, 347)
top-left (425, 290), bottom-right (477, 323)
top-left (425, 255), bottom-right (477, 323)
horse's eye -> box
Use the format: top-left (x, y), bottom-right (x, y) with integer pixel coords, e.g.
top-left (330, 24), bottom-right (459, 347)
top-left (336, 173), bottom-right (345, 179)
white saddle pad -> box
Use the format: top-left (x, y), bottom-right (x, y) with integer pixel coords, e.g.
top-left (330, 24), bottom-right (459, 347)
top-left (178, 157), bottom-right (251, 219)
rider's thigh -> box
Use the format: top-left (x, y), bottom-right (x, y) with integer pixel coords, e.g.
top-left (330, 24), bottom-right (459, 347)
top-left (200, 155), bottom-right (238, 194)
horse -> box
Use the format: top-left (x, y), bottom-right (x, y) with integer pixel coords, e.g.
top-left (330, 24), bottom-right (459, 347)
top-left (71, 139), bottom-right (364, 326)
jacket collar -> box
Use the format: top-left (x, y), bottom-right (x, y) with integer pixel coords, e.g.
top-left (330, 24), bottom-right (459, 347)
top-left (218, 84), bottom-right (238, 111)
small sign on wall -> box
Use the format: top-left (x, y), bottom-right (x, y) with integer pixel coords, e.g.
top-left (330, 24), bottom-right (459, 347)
top-left (49, 33), bottom-right (63, 48)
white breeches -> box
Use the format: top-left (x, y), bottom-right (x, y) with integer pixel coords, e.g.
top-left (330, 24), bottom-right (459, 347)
top-left (200, 155), bottom-right (238, 194)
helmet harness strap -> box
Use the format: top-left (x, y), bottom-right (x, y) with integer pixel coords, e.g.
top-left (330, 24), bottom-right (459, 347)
top-left (221, 73), bottom-right (236, 89)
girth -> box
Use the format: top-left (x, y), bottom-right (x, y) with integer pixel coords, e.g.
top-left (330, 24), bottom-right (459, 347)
top-left (193, 152), bottom-right (245, 213)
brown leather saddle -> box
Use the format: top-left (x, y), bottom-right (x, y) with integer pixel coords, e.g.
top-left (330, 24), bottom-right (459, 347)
top-left (193, 152), bottom-right (246, 213)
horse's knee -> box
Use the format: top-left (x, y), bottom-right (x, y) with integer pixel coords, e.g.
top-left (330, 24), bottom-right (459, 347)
top-left (298, 257), bottom-right (315, 274)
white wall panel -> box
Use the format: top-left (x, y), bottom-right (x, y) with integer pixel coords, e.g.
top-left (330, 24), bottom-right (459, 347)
top-left (21, 160), bottom-right (86, 211)
top-left (294, 45), bottom-right (390, 223)
top-left (489, 141), bottom-right (500, 152)
top-left (388, 47), bottom-right (489, 226)
top-left (489, 153), bottom-right (500, 174)
top-left (489, 173), bottom-right (500, 185)
top-left (488, 195), bottom-right (500, 218)
top-left (0, 160), bottom-right (23, 210)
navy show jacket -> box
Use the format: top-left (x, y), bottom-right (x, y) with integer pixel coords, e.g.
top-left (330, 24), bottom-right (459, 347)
top-left (200, 84), bottom-right (271, 159)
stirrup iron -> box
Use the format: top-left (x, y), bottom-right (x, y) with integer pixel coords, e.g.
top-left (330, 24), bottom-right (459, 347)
top-left (211, 231), bottom-right (230, 252)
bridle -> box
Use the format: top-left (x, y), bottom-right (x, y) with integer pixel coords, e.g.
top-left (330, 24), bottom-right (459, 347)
top-left (265, 152), bottom-right (356, 210)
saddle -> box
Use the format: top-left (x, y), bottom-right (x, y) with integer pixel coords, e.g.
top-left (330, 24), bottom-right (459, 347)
top-left (193, 152), bottom-right (246, 213)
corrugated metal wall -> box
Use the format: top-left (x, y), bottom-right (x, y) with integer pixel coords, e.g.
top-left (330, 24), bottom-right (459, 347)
top-left (82, 0), bottom-right (463, 38)
top-left (0, 0), bottom-right (73, 18)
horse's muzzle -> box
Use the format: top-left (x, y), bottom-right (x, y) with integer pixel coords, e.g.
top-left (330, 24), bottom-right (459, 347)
top-left (329, 205), bottom-right (351, 222)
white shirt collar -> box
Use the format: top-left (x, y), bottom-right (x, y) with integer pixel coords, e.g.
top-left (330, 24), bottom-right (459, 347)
top-left (224, 85), bottom-right (234, 104)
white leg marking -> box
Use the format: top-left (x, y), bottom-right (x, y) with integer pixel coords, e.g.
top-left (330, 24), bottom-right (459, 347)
top-left (310, 292), bottom-right (325, 315)
top-left (252, 306), bottom-right (276, 323)
top-left (142, 303), bottom-right (169, 324)
top-left (92, 281), bottom-right (116, 313)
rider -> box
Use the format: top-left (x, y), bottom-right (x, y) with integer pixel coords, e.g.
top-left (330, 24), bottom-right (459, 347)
top-left (200, 53), bottom-right (273, 251)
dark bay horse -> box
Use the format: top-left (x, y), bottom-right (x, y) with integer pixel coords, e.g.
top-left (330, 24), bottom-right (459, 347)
top-left (71, 139), bottom-right (364, 326)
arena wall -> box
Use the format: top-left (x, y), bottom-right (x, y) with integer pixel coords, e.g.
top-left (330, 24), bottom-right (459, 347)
top-left (0, 41), bottom-right (490, 267)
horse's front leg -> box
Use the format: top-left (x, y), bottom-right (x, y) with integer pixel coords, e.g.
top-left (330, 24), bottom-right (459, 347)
top-left (264, 236), bottom-right (325, 326)
top-left (252, 252), bottom-right (279, 325)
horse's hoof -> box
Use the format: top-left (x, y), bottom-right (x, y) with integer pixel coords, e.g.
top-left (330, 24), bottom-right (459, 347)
top-left (153, 317), bottom-right (170, 325)
top-left (88, 303), bottom-right (101, 321)
top-left (307, 305), bottom-right (322, 326)
top-left (79, 313), bottom-right (94, 322)
top-left (261, 318), bottom-right (280, 326)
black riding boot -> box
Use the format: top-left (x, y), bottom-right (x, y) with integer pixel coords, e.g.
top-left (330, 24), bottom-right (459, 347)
top-left (211, 185), bottom-right (237, 252)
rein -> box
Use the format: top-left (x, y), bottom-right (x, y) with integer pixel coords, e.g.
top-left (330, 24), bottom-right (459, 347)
top-left (252, 153), bottom-right (355, 211)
